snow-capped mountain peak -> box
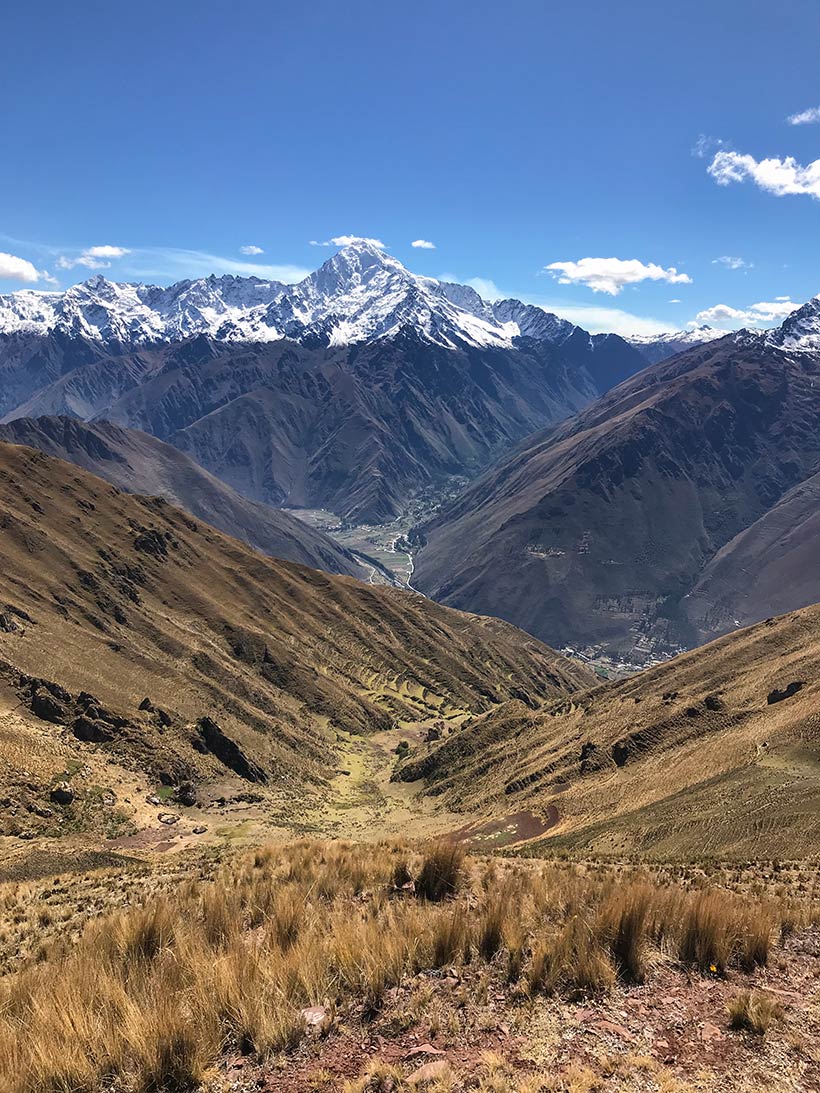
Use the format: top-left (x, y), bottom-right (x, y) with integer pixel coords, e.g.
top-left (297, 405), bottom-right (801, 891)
top-left (764, 295), bottom-right (820, 352)
top-left (626, 325), bottom-right (727, 364)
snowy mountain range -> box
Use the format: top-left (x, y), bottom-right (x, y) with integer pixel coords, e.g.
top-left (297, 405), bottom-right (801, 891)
top-left (0, 240), bottom-right (735, 360)
top-left (1, 242), bottom-right (814, 371)
top-left (0, 241), bottom-right (577, 351)
top-left (625, 325), bottom-right (727, 364)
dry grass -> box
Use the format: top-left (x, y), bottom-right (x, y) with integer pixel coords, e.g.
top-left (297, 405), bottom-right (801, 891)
top-left (0, 841), bottom-right (813, 1093)
top-left (415, 842), bottom-right (465, 902)
top-left (727, 989), bottom-right (784, 1035)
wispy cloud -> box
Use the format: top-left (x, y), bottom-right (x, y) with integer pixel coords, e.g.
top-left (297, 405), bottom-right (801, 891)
top-left (0, 235), bottom-right (310, 287)
top-left (542, 303), bottom-right (673, 337)
top-left (713, 255), bottom-right (751, 270)
top-left (239, 244), bottom-right (264, 256)
top-left (787, 106), bottom-right (820, 126)
top-left (0, 251), bottom-right (56, 285)
top-left (56, 244), bottom-right (131, 270)
top-left (692, 134), bottom-right (726, 159)
top-left (120, 248), bottom-right (310, 283)
top-left (691, 298), bottom-right (797, 330)
top-left (708, 149), bottom-right (820, 199)
top-left (310, 235), bottom-right (385, 249)
top-left (411, 239), bottom-right (436, 249)
top-left (545, 257), bottom-right (692, 296)
top-left (465, 277), bottom-right (502, 300)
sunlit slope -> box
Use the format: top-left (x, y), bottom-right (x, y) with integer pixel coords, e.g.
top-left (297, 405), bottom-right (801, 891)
top-left (398, 604), bottom-right (820, 857)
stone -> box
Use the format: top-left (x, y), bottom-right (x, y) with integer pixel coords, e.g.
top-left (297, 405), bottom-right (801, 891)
top-left (300, 1006), bottom-right (328, 1027)
top-left (174, 782), bottom-right (197, 807)
top-left (158, 812), bottom-right (180, 825)
top-left (31, 689), bottom-right (68, 724)
top-left (71, 716), bottom-right (114, 743)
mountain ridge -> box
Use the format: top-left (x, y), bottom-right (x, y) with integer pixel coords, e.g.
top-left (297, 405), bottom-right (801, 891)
top-left (413, 324), bottom-right (820, 659)
top-left (0, 241), bottom-right (638, 356)
top-left (0, 416), bottom-right (367, 578)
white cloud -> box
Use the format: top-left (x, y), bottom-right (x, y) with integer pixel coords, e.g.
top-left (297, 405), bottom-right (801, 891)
top-left (542, 303), bottom-right (673, 337)
top-left (713, 255), bottom-right (750, 270)
top-left (708, 149), bottom-right (820, 199)
top-left (545, 257), bottom-right (692, 296)
top-left (691, 298), bottom-right (798, 330)
top-left (411, 239), bottom-right (436, 249)
top-left (56, 244), bottom-right (131, 270)
top-left (310, 235), bottom-right (386, 249)
top-left (239, 244), bottom-right (264, 255)
top-left (0, 252), bottom-right (44, 283)
top-left (668, 298), bottom-right (682, 303)
top-left (787, 106), bottom-right (820, 126)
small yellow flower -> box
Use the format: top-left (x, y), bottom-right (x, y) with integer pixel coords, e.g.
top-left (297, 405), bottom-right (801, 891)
top-left (709, 964), bottom-right (717, 973)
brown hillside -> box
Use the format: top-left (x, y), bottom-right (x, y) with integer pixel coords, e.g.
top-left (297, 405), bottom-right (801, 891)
top-left (0, 439), bottom-right (590, 843)
top-left (397, 602), bottom-right (820, 858)
top-left (0, 415), bottom-right (365, 578)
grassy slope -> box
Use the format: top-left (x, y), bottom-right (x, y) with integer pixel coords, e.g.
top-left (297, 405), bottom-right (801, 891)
top-left (2, 840), bottom-right (818, 1093)
top-left (398, 604), bottom-right (820, 857)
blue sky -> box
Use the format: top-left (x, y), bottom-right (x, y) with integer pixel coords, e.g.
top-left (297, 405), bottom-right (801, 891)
top-left (3, 0), bottom-right (820, 335)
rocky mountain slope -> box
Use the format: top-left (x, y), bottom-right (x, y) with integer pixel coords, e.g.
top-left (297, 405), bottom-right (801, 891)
top-left (0, 440), bottom-right (591, 840)
top-left (413, 322), bottom-right (820, 658)
top-left (0, 244), bottom-right (647, 522)
top-left (397, 600), bottom-right (820, 857)
top-left (0, 417), bottom-right (364, 577)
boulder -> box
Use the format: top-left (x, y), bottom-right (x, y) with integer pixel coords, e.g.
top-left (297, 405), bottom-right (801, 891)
top-left (767, 681), bottom-right (806, 705)
top-left (195, 717), bottom-right (267, 783)
top-left (31, 688), bottom-right (68, 724)
top-left (174, 782), bottom-right (197, 807)
top-left (71, 715), bottom-right (114, 743)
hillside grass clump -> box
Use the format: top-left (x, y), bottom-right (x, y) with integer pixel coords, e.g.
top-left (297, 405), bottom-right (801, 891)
top-left (727, 989), bottom-right (783, 1035)
top-left (415, 841), bottom-right (465, 901)
top-left (0, 840), bottom-right (813, 1093)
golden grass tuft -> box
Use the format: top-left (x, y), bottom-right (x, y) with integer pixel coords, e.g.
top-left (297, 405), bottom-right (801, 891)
top-left (727, 989), bottom-right (783, 1035)
top-left (415, 842), bottom-right (464, 902)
